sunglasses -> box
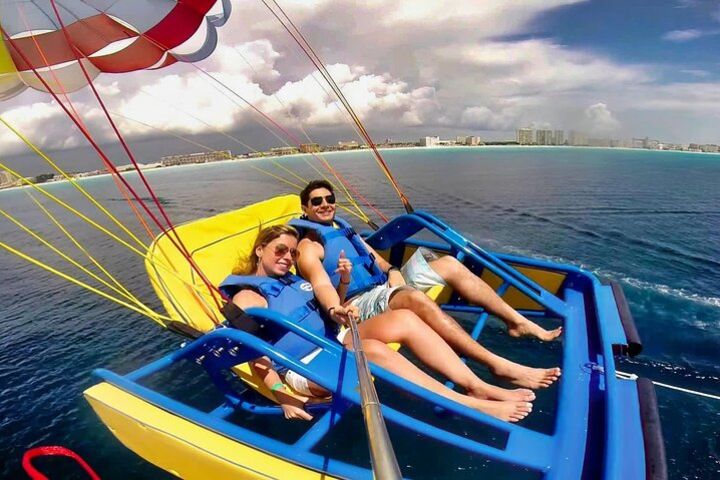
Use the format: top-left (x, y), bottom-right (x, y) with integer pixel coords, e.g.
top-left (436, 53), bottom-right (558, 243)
top-left (309, 194), bottom-right (336, 206)
top-left (273, 243), bottom-right (298, 259)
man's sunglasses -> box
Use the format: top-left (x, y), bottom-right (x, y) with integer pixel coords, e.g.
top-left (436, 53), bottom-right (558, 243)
top-left (273, 243), bottom-right (298, 259)
top-left (309, 194), bottom-right (336, 206)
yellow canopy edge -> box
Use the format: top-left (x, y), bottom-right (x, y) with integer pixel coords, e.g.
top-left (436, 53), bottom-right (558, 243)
top-left (0, 34), bottom-right (18, 74)
top-left (145, 194), bottom-right (302, 333)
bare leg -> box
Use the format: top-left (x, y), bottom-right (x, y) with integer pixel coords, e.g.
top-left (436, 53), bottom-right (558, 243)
top-left (344, 337), bottom-right (533, 422)
top-left (388, 289), bottom-right (561, 389)
top-left (429, 256), bottom-right (562, 341)
top-left (356, 310), bottom-right (534, 402)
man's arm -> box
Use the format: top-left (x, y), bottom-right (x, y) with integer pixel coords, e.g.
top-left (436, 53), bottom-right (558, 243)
top-left (360, 238), bottom-right (406, 287)
top-left (297, 238), bottom-right (355, 324)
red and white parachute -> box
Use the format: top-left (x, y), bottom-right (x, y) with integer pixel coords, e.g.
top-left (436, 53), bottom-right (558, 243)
top-left (0, 0), bottom-right (231, 99)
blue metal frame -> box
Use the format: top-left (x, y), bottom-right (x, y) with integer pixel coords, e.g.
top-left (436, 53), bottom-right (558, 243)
top-left (94, 210), bottom-right (650, 479)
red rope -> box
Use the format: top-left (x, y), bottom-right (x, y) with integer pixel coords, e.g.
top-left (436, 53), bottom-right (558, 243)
top-left (264, 0), bottom-right (413, 213)
top-left (22, 446), bottom-right (101, 480)
top-left (191, 65), bottom-right (389, 223)
top-left (45, 0), bottom-right (226, 313)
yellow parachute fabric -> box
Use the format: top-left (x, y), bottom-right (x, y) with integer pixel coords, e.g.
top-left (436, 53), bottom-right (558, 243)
top-left (0, 32), bottom-right (21, 98)
top-left (145, 194), bottom-right (302, 333)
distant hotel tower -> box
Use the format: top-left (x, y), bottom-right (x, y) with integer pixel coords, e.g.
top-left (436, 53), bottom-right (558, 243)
top-left (536, 129), bottom-right (554, 145)
top-left (161, 150), bottom-right (232, 166)
top-left (517, 128), bottom-right (533, 145)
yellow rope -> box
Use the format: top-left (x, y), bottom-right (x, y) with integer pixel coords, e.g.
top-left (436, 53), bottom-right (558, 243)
top-left (0, 209), bottom-right (161, 319)
top-left (25, 192), bottom-right (150, 311)
top-left (0, 162), bottom-right (223, 306)
top-left (0, 240), bottom-right (171, 324)
top-left (0, 116), bottom-right (149, 250)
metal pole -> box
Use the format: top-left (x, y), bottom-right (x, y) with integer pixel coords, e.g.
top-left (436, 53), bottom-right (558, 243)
top-left (348, 314), bottom-right (402, 480)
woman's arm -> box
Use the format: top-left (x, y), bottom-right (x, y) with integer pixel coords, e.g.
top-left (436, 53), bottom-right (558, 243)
top-left (251, 357), bottom-right (313, 421)
top-left (233, 290), bottom-right (313, 420)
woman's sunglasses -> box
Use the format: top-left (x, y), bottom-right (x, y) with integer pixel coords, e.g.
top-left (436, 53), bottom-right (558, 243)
top-left (309, 194), bottom-right (336, 206)
top-left (273, 243), bottom-right (298, 259)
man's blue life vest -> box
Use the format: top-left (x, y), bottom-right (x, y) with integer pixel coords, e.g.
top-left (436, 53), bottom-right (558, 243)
top-left (289, 216), bottom-right (387, 298)
top-left (218, 274), bottom-right (337, 360)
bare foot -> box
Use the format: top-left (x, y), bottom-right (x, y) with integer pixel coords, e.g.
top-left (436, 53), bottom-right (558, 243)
top-left (467, 383), bottom-right (536, 402)
top-left (490, 359), bottom-right (562, 389)
top-left (469, 399), bottom-right (533, 423)
top-left (507, 320), bottom-right (562, 341)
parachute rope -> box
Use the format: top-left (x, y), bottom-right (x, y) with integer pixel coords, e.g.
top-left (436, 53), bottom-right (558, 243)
top-left (2, 20), bottom-right (225, 322)
top-left (0, 208), bottom-right (162, 320)
top-left (0, 116), bottom-right (150, 250)
top-left (262, 0), bottom-right (414, 214)
top-left (0, 162), bottom-right (224, 324)
top-left (45, 0), bottom-right (225, 316)
top-left (0, 240), bottom-right (170, 324)
top-left (12, 4), bottom-right (160, 243)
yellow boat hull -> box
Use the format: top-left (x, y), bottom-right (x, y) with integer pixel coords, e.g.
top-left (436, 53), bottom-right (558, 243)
top-left (84, 382), bottom-right (337, 480)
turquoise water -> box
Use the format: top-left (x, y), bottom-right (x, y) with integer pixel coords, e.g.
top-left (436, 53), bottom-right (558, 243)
top-left (0, 147), bottom-right (718, 478)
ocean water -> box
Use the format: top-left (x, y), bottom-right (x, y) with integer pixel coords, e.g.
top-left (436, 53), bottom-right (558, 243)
top-left (0, 147), bottom-right (718, 479)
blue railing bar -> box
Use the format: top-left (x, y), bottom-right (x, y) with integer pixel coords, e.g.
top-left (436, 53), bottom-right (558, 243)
top-left (369, 214), bottom-right (534, 294)
top-left (441, 304), bottom-right (548, 318)
top-left (127, 311), bottom-right (343, 383)
top-left (209, 403), bottom-right (236, 419)
top-left (516, 309), bottom-right (551, 318)
top-left (441, 304), bottom-right (486, 314)
top-left (591, 278), bottom-right (630, 480)
top-left (117, 327), bottom-right (554, 470)
top-left (293, 404), bottom-right (349, 451)
top-left (236, 401), bottom-right (284, 415)
top-left (94, 368), bottom-right (373, 480)
top-left (368, 214), bottom-right (566, 315)
top-left (545, 289), bottom-right (591, 480)
top-left (412, 210), bottom-right (550, 297)
top-left (442, 282), bottom-right (510, 392)
top-left (378, 392), bottom-right (551, 472)
top-left (232, 316), bottom-right (535, 436)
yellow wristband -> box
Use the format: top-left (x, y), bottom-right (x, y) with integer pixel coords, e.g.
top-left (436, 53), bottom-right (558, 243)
top-left (270, 382), bottom-right (285, 391)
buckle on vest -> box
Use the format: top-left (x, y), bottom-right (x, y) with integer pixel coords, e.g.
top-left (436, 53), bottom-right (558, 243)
top-left (265, 282), bottom-right (284, 297)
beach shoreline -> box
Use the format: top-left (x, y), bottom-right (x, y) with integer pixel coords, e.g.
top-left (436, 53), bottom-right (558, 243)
top-left (2, 144), bottom-right (719, 194)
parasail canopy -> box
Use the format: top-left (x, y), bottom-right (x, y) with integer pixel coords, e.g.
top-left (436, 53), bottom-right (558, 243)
top-left (0, 0), bottom-right (231, 100)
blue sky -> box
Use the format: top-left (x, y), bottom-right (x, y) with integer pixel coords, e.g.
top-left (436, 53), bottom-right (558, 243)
top-left (533, 0), bottom-right (720, 82)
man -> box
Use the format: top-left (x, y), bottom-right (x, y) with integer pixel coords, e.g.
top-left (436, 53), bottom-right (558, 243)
top-left (293, 180), bottom-right (561, 390)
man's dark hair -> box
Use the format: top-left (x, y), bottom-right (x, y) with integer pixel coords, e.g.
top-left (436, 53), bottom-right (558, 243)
top-left (300, 179), bottom-right (334, 206)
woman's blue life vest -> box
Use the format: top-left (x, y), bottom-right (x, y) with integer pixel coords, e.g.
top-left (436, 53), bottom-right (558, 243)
top-left (218, 274), bottom-right (338, 360)
top-left (289, 216), bottom-right (387, 298)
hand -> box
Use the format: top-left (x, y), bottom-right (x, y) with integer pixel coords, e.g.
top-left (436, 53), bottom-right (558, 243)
top-left (387, 268), bottom-right (406, 288)
top-left (329, 304), bottom-right (360, 326)
top-left (279, 401), bottom-right (313, 421)
top-left (335, 250), bottom-right (353, 284)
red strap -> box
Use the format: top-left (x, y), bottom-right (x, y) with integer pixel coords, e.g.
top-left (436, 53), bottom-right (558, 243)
top-left (22, 446), bottom-right (100, 480)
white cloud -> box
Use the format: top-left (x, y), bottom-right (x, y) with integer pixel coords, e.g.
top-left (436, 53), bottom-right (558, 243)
top-left (2, 0), bottom-right (719, 154)
top-left (583, 102), bottom-right (620, 135)
top-left (663, 29), bottom-right (706, 41)
top-left (679, 69), bottom-right (710, 77)
top-left (460, 106), bottom-right (517, 130)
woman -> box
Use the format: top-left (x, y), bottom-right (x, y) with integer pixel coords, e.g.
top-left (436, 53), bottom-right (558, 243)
top-left (222, 225), bottom-right (533, 422)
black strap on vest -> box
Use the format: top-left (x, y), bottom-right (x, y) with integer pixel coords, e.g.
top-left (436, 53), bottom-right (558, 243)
top-left (221, 302), bottom-right (261, 334)
top-left (221, 301), bottom-right (285, 343)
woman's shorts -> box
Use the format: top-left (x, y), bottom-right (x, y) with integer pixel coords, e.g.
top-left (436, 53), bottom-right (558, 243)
top-left (283, 348), bottom-right (323, 396)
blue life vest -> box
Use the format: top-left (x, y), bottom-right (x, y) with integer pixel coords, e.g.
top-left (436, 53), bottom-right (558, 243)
top-left (289, 216), bottom-right (387, 298)
top-left (219, 274), bottom-right (336, 359)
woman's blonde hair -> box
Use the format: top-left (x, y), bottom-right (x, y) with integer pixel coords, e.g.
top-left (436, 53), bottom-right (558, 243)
top-left (232, 224), bottom-right (299, 275)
